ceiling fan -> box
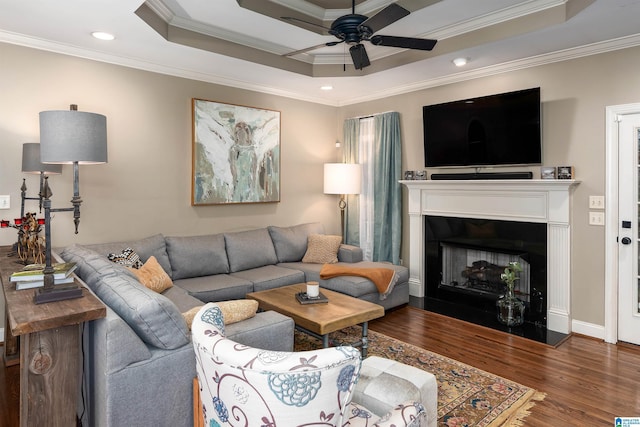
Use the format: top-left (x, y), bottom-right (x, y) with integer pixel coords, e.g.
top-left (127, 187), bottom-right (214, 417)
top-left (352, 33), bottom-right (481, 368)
top-left (282, 0), bottom-right (437, 70)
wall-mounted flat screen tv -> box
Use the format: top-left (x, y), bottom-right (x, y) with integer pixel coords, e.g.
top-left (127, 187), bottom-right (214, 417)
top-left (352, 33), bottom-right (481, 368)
top-left (423, 87), bottom-right (541, 168)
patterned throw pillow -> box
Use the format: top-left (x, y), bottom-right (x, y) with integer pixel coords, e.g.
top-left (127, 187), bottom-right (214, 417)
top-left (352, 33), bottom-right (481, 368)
top-left (128, 256), bottom-right (173, 293)
top-left (302, 234), bottom-right (342, 264)
top-left (182, 300), bottom-right (259, 329)
top-left (108, 247), bottom-right (144, 269)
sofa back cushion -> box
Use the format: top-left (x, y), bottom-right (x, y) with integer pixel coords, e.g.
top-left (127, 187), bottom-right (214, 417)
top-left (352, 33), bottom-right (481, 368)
top-left (268, 222), bottom-right (325, 263)
top-left (224, 228), bottom-right (278, 272)
top-left (83, 234), bottom-right (173, 279)
top-left (60, 244), bottom-right (190, 350)
top-left (165, 234), bottom-right (229, 280)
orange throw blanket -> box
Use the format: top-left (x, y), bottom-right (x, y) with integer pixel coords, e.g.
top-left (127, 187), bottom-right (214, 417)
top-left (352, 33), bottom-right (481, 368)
top-left (319, 264), bottom-right (398, 300)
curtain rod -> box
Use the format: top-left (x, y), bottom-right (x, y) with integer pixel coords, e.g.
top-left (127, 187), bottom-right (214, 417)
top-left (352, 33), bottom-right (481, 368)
top-left (347, 110), bottom-right (398, 120)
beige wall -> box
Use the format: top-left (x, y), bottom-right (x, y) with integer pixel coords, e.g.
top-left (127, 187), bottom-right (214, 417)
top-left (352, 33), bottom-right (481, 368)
top-left (0, 43), bottom-right (342, 327)
top-left (2, 41), bottom-right (640, 336)
top-left (338, 45), bottom-right (640, 328)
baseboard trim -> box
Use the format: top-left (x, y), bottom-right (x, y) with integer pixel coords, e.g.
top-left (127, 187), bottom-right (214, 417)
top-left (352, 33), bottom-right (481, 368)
top-left (571, 319), bottom-right (604, 339)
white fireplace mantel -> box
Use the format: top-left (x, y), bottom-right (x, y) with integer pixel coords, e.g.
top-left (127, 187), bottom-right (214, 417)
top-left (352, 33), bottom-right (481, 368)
top-left (401, 179), bottom-right (580, 334)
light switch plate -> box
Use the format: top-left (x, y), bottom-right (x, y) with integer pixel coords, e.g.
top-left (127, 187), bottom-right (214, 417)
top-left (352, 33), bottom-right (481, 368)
top-left (589, 195), bottom-right (605, 209)
top-left (589, 211), bottom-right (605, 226)
top-left (0, 195), bottom-right (9, 209)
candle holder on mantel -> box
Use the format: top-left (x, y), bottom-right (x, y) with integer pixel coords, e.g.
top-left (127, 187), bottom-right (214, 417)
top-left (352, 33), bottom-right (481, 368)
top-left (0, 212), bottom-right (46, 265)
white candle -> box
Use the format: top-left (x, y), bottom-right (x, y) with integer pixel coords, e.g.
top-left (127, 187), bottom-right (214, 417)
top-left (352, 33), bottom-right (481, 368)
top-left (306, 281), bottom-right (319, 298)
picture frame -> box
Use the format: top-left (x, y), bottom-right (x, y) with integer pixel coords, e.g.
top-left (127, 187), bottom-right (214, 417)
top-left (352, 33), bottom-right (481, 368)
top-left (415, 170), bottom-right (427, 180)
top-left (540, 167), bottom-right (556, 179)
top-left (192, 98), bottom-right (281, 205)
top-left (556, 166), bottom-right (574, 180)
top-left (404, 170), bottom-right (415, 180)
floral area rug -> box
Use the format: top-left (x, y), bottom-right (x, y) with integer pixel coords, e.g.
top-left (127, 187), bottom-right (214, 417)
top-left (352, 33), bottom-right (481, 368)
top-left (294, 327), bottom-right (545, 427)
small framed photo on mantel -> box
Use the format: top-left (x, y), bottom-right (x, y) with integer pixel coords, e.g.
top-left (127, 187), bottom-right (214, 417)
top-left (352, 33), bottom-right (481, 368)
top-left (540, 167), bottom-right (556, 179)
top-left (556, 166), bottom-right (575, 179)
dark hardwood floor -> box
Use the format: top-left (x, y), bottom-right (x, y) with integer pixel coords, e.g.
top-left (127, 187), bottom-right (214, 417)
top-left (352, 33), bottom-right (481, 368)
top-left (2, 306), bottom-right (639, 426)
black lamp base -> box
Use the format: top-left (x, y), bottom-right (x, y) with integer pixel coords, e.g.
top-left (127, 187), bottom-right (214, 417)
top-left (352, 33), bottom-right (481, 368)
top-left (34, 284), bottom-right (83, 304)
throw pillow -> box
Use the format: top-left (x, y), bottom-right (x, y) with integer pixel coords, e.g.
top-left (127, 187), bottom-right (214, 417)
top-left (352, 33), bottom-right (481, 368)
top-left (182, 300), bottom-right (259, 330)
top-left (182, 306), bottom-right (202, 330)
top-left (302, 234), bottom-right (342, 264)
top-left (218, 299), bottom-right (259, 324)
top-left (108, 247), bottom-right (143, 269)
top-left (128, 256), bottom-right (173, 293)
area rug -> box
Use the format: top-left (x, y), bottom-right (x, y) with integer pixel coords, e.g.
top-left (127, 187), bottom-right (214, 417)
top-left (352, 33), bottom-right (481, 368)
top-left (294, 327), bottom-right (545, 427)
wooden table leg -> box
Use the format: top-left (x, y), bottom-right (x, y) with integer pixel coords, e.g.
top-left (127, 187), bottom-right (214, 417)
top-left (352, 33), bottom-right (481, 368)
top-left (20, 324), bottom-right (80, 427)
top-left (3, 308), bottom-right (20, 367)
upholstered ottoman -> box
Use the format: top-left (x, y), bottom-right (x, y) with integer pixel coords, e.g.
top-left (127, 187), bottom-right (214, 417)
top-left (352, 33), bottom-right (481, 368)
top-left (352, 356), bottom-right (438, 427)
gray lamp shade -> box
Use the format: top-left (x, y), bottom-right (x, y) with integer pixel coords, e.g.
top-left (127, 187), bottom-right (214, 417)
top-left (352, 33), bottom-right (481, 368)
top-left (39, 110), bottom-right (108, 164)
top-left (22, 143), bottom-right (63, 174)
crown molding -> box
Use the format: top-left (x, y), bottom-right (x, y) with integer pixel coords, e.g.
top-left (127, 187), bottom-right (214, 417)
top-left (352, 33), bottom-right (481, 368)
top-left (1, 29), bottom-right (639, 107)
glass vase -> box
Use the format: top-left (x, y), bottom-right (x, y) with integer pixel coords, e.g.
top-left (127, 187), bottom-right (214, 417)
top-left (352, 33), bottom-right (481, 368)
top-left (496, 288), bottom-right (525, 326)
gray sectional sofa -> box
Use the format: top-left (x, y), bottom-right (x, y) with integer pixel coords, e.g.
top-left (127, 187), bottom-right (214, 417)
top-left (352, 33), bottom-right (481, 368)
top-left (58, 222), bottom-right (409, 426)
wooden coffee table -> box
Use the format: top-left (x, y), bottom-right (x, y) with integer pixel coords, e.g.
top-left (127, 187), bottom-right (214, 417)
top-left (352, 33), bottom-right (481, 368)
top-left (247, 283), bottom-right (384, 356)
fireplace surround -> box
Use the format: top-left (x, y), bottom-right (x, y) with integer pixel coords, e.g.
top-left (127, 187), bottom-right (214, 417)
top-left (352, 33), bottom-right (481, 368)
top-left (401, 179), bottom-right (579, 335)
top-left (425, 216), bottom-right (547, 327)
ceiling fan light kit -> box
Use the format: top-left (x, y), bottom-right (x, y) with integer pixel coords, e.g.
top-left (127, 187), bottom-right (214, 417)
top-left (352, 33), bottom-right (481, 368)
top-left (283, 0), bottom-right (437, 70)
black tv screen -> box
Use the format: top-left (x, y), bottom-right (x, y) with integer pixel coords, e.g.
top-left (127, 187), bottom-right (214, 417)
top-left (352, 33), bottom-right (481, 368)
top-left (423, 88), bottom-right (541, 167)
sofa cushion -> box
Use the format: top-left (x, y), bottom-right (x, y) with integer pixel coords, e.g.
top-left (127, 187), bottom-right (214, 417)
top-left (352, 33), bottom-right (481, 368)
top-left (224, 228), bottom-right (278, 272)
top-left (83, 234), bottom-right (172, 279)
top-left (302, 234), bottom-right (342, 264)
top-left (60, 244), bottom-right (190, 350)
top-left (268, 222), bottom-right (325, 262)
top-left (173, 274), bottom-right (254, 302)
top-left (231, 265), bottom-right (305, 292)
top-left (165, 234), bottom-right (229, 280)
top-left (128, 256), bottom-right (173, 293)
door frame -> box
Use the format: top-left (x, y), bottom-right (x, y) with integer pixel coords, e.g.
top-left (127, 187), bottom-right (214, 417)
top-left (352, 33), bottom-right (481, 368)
top-left (604, 102), bottom-right (640, 344)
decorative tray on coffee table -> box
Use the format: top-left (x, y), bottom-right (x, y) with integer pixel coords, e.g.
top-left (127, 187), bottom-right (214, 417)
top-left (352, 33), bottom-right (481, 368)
top-left (295, 292), bottom-right (329, 305)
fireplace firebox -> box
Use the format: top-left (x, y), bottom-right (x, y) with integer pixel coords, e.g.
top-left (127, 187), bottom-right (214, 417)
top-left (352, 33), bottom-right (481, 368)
top-left (425, 216), bottom-right (547, 327)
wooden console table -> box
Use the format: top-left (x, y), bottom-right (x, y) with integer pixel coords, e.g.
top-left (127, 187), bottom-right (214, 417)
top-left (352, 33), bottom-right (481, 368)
top-left (1, 246), bottom-right (106, 426)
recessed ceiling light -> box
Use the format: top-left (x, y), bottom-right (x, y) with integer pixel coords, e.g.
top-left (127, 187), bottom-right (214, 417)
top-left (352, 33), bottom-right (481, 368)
top-left (92, 31), bottom-right (115, 41)
top-left (320, 85), bottom-right (333, 91)
top-left (452, 57), bottom-right (468, 67)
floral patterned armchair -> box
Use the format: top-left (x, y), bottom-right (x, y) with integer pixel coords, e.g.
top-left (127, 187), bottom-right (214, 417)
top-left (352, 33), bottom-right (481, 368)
top-left (192, 303), bottom-right (428, 427)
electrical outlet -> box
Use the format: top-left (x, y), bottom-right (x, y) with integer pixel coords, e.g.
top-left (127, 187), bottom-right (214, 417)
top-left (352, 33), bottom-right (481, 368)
top-left (589, 195), bottom-right (605, 209)
top-left (589, 211), bottom-right (605, 226)
top-left (0, 195), bottom-right (9, 209)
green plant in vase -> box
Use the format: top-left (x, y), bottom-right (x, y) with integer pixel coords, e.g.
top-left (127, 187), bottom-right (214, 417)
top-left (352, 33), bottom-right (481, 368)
top-left (496, 261), bottom-right (525, 326)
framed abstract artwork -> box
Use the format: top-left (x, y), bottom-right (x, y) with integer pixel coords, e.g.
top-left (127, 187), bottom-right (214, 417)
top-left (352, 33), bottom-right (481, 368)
top-left (191, 98), bottom-right (281, 205)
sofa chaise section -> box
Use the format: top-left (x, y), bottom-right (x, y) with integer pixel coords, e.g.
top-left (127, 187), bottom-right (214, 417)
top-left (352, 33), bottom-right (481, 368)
top-left (59, 243), bottom-right (294, 427)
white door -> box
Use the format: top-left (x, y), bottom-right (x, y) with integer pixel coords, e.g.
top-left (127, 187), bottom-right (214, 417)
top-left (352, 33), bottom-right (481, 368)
top-left (617, 112), bottom-right (640, 344)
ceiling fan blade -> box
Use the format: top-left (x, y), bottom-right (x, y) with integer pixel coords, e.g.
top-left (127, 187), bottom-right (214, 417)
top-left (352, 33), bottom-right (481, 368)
top-left (349, 44), bottom-right (370, 70)
top-left (359, 3), bottom-right (409, 35)
top-left (370, 35), bottom-right (437, 51)
top-left (283, 41), bottom-right (342, 57)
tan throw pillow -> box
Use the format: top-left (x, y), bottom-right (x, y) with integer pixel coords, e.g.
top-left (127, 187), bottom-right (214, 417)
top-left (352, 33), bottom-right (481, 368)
top-left (182, 300), bottom-right (259, 330)
top-left (302, 234), bottom-right (342, 264)
top-left (218, 299), bottom-right (259, 324)
top-left (182, 306), bottom-right (202, 330)
top-left (128, 256), bottom-right (173, 293)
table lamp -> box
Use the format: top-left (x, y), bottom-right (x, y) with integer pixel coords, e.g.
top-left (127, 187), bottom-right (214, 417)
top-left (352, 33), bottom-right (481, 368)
top-left (35, 104), bottom-right (108, 304)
